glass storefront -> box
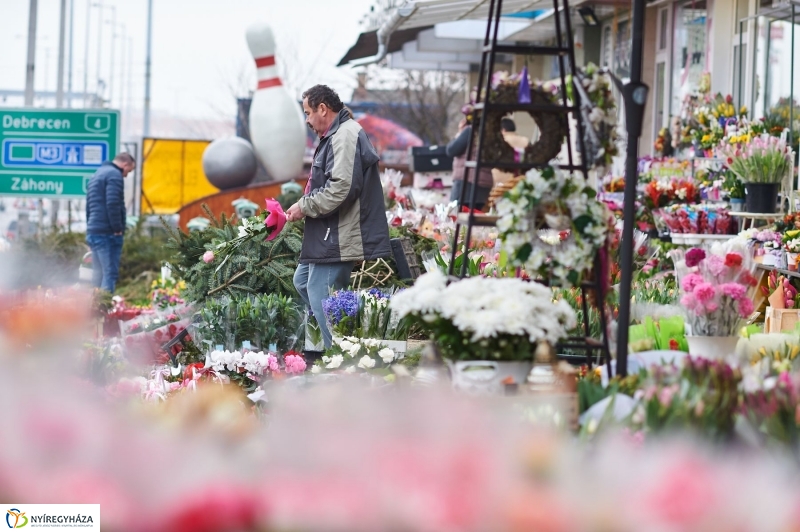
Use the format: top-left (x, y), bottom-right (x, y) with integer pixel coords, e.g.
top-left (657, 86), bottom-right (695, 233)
top-left (671, 0), bottom-right (711, 115)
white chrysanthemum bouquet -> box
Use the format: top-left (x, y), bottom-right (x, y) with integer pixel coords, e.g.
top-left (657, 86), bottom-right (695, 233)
top-left (391, 271), bottom-right (576, 361)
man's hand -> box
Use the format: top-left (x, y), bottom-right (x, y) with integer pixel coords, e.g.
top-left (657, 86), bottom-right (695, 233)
top-left (286, 202), bottom-right (304, 222)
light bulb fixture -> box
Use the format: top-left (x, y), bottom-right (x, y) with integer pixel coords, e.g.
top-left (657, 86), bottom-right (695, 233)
top-left (578, 6), bottom-right (599, 26)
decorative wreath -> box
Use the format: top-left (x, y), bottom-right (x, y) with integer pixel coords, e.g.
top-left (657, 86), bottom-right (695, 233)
top-left (496, 165), bottom-right (611, 287)
top-left (473, 77), bottom-right (568, 165)
top-left (569, 63), bottom-right (619, 172)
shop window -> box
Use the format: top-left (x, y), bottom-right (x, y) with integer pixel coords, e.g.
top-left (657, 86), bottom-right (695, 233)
top-left (614, 19), bottom-right (631, 79)
top-left (671, 0), bottom-right (709, 115)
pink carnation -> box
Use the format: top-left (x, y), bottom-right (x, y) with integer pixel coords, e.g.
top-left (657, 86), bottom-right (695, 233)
top-left (704, 301), bottom-right (719, 313)
top-left (284, 354), bottom-right (307, 374)
top-left (738, 297), bottom-right (754, 317)
top-left (705, 255), bottom-right (726, 278)
top-left (685, 248), bottom-right (706, 268)
top-left (202, 250), bottom-right (215, 263)
top-left (681, 273), bottom-right (704, 292)
top-left (720, 282), bottom-right (747, 300)
top-left (694, 282), bottom-right (716, 302)
top-left (681, 293), bottom-right (699, 310)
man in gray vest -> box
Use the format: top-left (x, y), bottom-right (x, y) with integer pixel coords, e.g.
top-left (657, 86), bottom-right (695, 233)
top-left (286, 85), bottom-right (391, 348)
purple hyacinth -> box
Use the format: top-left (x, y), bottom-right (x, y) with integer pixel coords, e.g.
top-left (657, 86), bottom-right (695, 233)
top-left (367, 288), bottom-right (389, 299)
top-left (322, 290), bottom-right (360, 325)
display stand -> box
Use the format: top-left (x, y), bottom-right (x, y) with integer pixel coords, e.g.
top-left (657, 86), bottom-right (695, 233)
top-left (446, 0), bottom-right (612, 372)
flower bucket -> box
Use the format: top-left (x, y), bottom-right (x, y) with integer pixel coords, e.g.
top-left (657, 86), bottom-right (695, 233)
top-left (744, 182), bottom-right (779, 213)
top-left (686, 335), bottom-right (739, 360)
top-left (445, 360), bottom-right (533, 395)
top-left (788, 252), bottom-right (799, 271)
top-left (729, 198), bottom-right (745, 212)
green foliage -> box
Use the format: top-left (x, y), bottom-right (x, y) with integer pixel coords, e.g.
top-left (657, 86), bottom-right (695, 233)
top-left (277, 189), bottom-right (303, 211)
top-left (118, 220), bottom-right (174, 285)
top-left (14, 228), bottom-right (88, 286)
top-left (195, 293), bottom-right (303, 352)
top-left (163, 204), bottom-right (302, 302)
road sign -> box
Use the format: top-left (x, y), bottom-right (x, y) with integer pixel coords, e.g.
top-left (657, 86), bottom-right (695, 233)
top-left (0, 108), bottom-right (119, 198)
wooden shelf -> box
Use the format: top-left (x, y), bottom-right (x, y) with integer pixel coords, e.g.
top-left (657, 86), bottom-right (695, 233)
top-left (757, 264), bottom-right (800, 279)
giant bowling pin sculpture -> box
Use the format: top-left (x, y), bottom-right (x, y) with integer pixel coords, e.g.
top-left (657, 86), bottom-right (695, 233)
top-left (245, 23), bottom-right (306, 181)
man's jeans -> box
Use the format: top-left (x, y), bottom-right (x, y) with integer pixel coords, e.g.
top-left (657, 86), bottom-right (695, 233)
top-left (293, 262), bottom-right (355, 349)
top-left (87, 234), bottom-right (124, 293)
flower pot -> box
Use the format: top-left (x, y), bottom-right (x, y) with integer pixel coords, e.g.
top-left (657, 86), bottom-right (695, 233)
top-left (744, 182), bottom-right (779, 213)
top-left (788, 252), bottom-right (799, 271)
top-left (686, 336), bottom-right (739, 360)
top-left (729, 198), bottom-right (745, 212)
top-left (445, 359), bottom-right (533, 395)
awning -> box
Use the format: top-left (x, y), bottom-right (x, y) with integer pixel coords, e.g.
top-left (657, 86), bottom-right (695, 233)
top-left (394, 0), bottom-right (553, 30)
top-left (338, 26), bottom-right (432, 66)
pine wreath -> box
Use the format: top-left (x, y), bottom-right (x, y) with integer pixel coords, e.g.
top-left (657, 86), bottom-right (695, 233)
top-left (473, 80), bottom-right (568, 165)
top-left (496, 166), bottom-right (611, 287)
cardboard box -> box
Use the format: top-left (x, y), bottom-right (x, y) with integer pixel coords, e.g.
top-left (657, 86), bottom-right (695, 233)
top-left (765, 306), bottom-right (800, 333)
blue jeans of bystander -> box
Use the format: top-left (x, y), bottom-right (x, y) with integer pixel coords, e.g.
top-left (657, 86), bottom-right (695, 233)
top-left (87, 234), bottom-right (124, 293)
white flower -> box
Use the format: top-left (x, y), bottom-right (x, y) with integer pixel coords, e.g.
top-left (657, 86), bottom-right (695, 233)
top-left (345, 366), bottom-right (356, 374)
top-left (358, 355), bottom-right (376, 369)
top-left (339, 340), bottom-right (355, 351)
top-left (247, 388), bottom-right (267, 403)
top-left (310, 365), bottom-right (321, 374)
top-left (347, 343), bottom-right (362, 357)
top-left (237, 225), bottom-right (248, 238)
top-left (325, 355), bottom-right (344, 369)
top-left (378, 348), bottom-right (395, 364)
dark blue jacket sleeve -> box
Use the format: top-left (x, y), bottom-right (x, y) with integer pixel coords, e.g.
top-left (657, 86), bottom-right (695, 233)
top-left (445, 126), bottom-right (471, 157)
top-left (106, 175), bottom-right (125, 234)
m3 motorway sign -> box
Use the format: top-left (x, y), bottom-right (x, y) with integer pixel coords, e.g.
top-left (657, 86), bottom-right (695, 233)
top-left (0, 108), bottom-right (119, 198)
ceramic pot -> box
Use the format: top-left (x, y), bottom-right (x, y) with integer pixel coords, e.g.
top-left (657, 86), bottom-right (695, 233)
top-left (445, 359), bottom-right (533, 395)
top-left (685, 335), bottom-right (739, 360)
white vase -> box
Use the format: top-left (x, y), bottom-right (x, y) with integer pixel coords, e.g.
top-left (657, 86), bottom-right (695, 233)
top-left (685, 336), bottom-right (739, 360)
top-left (445, 359), bottom-right (533, 395)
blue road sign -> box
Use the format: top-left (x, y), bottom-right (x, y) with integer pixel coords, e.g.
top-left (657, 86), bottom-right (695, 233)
top-left (2, 139), bottom-right (108, 169)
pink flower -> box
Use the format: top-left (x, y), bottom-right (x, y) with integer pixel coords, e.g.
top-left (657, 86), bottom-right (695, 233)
top-left (681, 273), bottom-right (704, 292)
top-left (684, 248), bottom-right (706, 267)
top-left (705, 254), bottom-right (726, 278)
top-left (680, 293), bottom-right (699, 310)
top-left (704, 301), bottom-right (719, 313)
top-left (694, 282), bottom-right (716, 302)
top-left (719, 282), bottom-right (746, 300)
top-left (264, 198), bottom-right (287, 241)
top-left (202, 251), bottom-right (214, 263)
top-left (284, 354), bottom-right (307, 374)
top-left (266, 353), bottom-right (280, 373)
top-left (738, 297), bottom-right (754, 317)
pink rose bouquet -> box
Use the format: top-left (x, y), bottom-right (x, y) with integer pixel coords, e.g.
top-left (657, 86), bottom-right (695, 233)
top-left (678, 248), bottom-right (757, 336)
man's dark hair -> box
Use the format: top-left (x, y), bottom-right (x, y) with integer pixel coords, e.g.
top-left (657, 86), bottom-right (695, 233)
top-left (500, 118), bottom-right (516, 132)
top-left (113, 152), bottom-right (135, 165)
top-left (302, 84), bottom-right (344, 112)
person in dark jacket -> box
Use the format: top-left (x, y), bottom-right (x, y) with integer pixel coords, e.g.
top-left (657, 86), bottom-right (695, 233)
top-left (286, 85), bottom-right (391, 348)
top-left (446, 118), bottom-right (494, 210)
top-left (85, 153), bottom-right (135, 293)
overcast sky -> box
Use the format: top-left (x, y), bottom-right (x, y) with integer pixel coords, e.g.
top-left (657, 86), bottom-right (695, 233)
top-left (0, 0), bottom-right (373, 121)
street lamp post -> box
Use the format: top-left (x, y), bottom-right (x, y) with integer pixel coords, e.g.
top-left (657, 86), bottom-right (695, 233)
top-left (24, 0), bottom-right (38, 106)
top-left (56, 0), bottom-right (67, 108)
top-left (143, 0), bottom-right (153, 136)
top-left (83, 0), bottom-right (90, 106)
top-left (106, 6), bottom-right (117, 107)
top-left (93, 1), bottom-right (104, 106)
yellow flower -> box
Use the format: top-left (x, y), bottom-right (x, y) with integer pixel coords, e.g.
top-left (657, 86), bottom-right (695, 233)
top-left (740, 106), bottom-right (748, 115)
top-left (702, 134), bottom-right (711, 143)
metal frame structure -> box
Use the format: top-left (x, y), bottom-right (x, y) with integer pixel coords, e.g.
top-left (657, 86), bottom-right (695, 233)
top-left (445, 0), bottom-right (616, 370)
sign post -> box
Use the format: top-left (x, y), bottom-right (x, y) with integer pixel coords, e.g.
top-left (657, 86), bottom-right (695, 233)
top-left (0, 108), bottom-right (119, 199)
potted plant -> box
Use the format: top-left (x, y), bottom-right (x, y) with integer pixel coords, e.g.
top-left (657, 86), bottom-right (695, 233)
top-left (674, 248), bottom-right (757, 358)
top-left (719, 134), bottom-right (793, 213)
top-left (721, 169), bottom-right (745, 212)
top-left (390, 271), bottom-right (576, 394)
